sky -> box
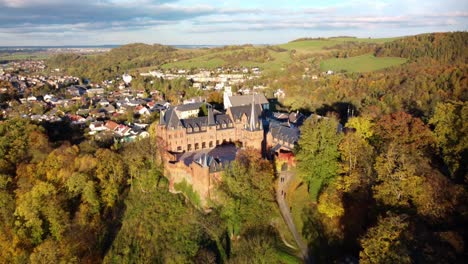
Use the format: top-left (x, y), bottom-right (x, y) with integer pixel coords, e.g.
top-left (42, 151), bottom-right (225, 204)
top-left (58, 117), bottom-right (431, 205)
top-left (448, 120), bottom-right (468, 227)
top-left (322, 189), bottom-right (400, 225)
top-left (0, 0), bottom-right (467, 46)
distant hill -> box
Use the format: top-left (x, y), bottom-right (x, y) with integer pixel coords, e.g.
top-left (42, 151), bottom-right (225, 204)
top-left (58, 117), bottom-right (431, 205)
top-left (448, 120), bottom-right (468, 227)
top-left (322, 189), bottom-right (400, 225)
top-left (47, 43), bottom-right (198, 81)
top-left (45, 32), bottom-right (468, 79)
top-left (374, 32), bottom-right (468, 64)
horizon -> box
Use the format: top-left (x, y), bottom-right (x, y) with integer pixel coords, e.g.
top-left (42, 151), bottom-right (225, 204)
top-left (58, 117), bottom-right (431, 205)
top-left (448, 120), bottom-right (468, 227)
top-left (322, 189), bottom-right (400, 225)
top-left (0, 33), bottom-right (449, 48)
top-left (0, 0), bottom-right (467, 46)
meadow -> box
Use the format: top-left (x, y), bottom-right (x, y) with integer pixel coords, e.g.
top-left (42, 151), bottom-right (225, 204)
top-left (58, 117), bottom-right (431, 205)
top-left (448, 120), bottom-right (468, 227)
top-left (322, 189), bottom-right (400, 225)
top-left (320, 53), bottom-right (407, 73)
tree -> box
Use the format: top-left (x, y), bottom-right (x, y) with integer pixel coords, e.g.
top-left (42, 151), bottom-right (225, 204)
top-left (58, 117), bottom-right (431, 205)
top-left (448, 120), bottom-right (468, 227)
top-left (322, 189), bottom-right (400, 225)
top-left (95, 149), bottom-right (127, 207)
top-left (220, 149), bottom-right (275, 237)
top-left (104, 179), bottom-right (201, 263)
top-left (429, 101), bottom-right (467, 180)
top-left (317, 183), bottom-right (344, 218)
top-left (14, 181), bottom-right (68, 245)
top-left (373, 144), bottom-right (425, 208)
top-left (296, 116), bottom-right (342, 200)
top-left (339, 131), bottom-right (375, 193)
top-left (359, 214), bottom-right (411, 264)
top-left (375, 112), bottom-right (434, 155)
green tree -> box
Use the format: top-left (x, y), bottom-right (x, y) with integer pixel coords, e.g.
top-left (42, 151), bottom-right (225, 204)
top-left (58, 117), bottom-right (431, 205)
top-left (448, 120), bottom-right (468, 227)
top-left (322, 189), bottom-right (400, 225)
top-left (296, 116), bottom-right (342, 200)
top-left (220, 149), bottom-right (275, 237)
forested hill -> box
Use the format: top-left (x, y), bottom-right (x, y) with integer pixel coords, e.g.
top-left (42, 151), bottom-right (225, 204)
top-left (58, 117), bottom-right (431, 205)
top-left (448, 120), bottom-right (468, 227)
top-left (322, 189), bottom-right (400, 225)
top-left (47, 43), bottom-right (192, 81)
top-left (375, 32), bottom-right (468, 64)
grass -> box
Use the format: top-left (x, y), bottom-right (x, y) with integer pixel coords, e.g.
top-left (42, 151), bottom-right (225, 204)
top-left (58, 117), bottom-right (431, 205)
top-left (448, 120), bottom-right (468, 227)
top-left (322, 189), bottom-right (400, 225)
top-left (279, 37), bottom-right (399, 55)
top-left (320, 53), bottom-right (407, 73)
top-left (286, 175), bottom-right (313, 240)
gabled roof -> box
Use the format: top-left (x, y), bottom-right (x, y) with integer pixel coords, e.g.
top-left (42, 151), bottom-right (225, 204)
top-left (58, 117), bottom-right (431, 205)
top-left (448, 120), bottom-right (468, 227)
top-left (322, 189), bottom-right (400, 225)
top-left (270, 125), bottom-right (300, 145)
top-left (229, 104), bottom-right (263, 131)
top-left (181, 116), bottom-right (208, 129)
top-left (176, 102), bottom-right (203, 112)
top-left (228, 94), bottom-right (268, 107)
top-left (165, 108), bottom-right (182, 129)
top-left (214, 114), bottom-right (233, 127)
top-left (105, 121), bottom-right (119, 130)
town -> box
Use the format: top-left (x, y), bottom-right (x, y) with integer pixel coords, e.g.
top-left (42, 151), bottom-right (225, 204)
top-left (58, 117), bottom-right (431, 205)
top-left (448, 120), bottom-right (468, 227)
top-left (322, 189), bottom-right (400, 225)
top-left (0, 59), bottom-right (308, 204)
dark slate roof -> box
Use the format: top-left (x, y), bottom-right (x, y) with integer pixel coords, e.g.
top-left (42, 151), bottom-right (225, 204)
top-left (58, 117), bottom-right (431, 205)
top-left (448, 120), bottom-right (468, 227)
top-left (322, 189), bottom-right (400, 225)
top-left (161, 107), bottom-right (182, 128)
top-left (289, 112), bottom-right (306, 126)
top-left (228, 94), bottom-right (268, 107)
top-left (177, 143), bottom-right (238, 172)
top-left (181, 116), bottom-right (208, 129)
top-left (214, 114), bottom-right (233, 126)
top-left (230, 104), bottom-right (262, 131)
top-left (176, 102), bottom-right (203, 112)
top-left (270, 125), bottom-right (300, 145)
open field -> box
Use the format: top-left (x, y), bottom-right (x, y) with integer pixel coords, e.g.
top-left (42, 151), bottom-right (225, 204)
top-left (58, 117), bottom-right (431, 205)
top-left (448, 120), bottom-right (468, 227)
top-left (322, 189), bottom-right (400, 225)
top-left (158, 37), bottom-right (400, 72)
top-left (320, 53), bottom-right (407, 73)
top-left (278, 37), bottom-right (399, 54)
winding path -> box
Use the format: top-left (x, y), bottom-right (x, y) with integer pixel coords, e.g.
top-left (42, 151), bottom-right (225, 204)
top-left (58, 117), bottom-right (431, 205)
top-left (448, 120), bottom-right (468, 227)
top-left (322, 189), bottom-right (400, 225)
top-left (277, 170), bottom-right (311, 263)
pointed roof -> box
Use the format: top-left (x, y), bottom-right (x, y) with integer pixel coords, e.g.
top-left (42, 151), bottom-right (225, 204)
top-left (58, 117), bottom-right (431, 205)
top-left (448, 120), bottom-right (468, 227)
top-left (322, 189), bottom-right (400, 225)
top-left (161, 107), bottom-right (182, 129)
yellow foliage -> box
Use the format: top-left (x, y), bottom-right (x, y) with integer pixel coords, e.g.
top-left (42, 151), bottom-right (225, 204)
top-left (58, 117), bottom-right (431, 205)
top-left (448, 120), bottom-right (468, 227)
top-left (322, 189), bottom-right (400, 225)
top-left (317, 183), bottom-right (344, 218)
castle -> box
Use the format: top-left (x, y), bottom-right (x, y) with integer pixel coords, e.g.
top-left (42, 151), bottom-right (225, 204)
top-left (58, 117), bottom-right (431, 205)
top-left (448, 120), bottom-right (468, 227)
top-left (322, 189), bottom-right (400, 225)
top-left (157, 92), bottom-right (267, 154)
top-left (156, 89), bottom-right (303, 207)
top-left (156, 92), bottom-right (269, 206)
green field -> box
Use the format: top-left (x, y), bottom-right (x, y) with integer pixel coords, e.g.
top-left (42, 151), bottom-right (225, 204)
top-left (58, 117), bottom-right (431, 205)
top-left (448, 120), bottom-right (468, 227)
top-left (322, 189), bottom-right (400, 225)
top-left (279, 37), bottom-right (399, 54)
top-left (158, 37), bottom-right (401, 73)
top-left (320, 53), bottom-right (407, 73)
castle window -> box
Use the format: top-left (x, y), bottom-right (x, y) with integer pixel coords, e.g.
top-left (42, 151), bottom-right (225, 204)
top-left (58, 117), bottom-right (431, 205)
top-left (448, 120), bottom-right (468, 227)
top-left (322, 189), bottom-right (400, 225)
top-left (216, 140), bottom-right (220, 145)
top-left (177, 146), bottom-right (182, 151)
top-left (188, 144), bottom-right (192, 151)
top-left (195, 143), bottom-right (199, 150)
top-left (209, 141), bottom-right (213, 148)
top-left (202, 142), bottom-right (206, 149)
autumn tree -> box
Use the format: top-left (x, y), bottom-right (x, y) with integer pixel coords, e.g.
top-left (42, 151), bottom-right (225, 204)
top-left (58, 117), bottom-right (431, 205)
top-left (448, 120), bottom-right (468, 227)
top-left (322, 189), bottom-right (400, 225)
top-left (360, 214), bottom-right (412, 264)
top-left (429, 101), bottom-right (467, 180)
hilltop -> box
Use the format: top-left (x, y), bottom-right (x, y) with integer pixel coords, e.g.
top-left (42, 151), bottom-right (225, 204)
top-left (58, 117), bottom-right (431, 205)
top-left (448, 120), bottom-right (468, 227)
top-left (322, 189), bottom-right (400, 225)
top-left (45, 32), bottom-right (467, 82)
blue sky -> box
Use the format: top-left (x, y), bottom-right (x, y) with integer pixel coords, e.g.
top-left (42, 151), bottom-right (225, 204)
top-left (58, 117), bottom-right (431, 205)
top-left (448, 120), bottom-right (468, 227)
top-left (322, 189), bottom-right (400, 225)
top-left (0, 0), bottom-right (466, 45)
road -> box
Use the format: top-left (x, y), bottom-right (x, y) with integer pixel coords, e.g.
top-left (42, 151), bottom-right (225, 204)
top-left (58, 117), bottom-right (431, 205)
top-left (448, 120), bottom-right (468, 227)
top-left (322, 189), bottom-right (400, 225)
top-left (277, 170), bottom-right (312, 263)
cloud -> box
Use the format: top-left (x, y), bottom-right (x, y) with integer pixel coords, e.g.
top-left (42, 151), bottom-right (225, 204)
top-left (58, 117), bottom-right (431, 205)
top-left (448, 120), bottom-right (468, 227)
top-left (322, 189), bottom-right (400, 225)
top-left (0, 0), bottom-right (223, 33)
top-left (0, 0), bottom-right (466, 45)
